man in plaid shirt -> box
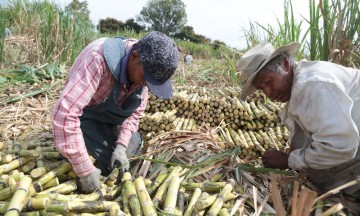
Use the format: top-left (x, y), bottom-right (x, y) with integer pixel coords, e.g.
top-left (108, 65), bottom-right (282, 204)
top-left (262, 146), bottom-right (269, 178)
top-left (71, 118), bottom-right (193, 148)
top-left (52, 31), bottom-right (179, 193)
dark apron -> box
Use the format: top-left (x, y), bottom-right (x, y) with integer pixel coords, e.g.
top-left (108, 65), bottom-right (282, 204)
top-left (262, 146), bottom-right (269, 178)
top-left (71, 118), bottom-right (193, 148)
top-left (79, 37), bottom-right (143, 176)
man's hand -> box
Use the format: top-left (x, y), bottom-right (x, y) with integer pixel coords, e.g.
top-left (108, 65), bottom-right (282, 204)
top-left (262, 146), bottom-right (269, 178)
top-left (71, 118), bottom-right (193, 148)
top-left (77, 168), bottom-right (101, 194)
top-left (109, 145), bottom-right (129, 174)
top-left (261, 149), bottom-right (290, 170)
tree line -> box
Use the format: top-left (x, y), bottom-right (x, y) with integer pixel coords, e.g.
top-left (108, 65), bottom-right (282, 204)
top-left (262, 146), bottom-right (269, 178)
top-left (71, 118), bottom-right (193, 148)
top-left (67, 0), bottom-right (227, 47)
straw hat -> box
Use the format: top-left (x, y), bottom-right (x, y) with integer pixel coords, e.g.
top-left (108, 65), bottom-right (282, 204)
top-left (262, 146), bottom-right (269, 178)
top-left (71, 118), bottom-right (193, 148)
top-left (237, 42), bottom-right (301, 100)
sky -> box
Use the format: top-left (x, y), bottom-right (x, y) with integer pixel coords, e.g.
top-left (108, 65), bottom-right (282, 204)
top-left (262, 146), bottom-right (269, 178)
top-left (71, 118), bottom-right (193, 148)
top-left (3, 0), bottom-right (311, 49)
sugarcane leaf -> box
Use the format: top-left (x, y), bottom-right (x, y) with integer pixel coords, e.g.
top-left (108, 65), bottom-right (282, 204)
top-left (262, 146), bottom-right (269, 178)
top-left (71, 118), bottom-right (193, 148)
top-left (0, 76), bottom-right (7, 83)
top-left (1, 80), bottom-right (62, 104)
top-left (237, 164), bottom-right (294, 176)
top-left (148, 150), bottom-right (174, 179)
top-left (135, 156), bottom-right (196, 169)
top-left (197, 147), bottom-right (239, 165)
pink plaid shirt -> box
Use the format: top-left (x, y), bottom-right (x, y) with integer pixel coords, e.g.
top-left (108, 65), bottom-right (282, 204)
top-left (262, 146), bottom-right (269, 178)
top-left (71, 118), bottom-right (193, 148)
top-left (51, 38), bottom-right (148, 177)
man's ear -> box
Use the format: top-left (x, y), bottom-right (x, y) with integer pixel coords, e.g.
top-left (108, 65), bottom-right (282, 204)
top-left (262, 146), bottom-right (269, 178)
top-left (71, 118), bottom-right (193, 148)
top-left (130, 50), bottom-right (141, 62)
top-left (283, 58), bottom-right (291, 72)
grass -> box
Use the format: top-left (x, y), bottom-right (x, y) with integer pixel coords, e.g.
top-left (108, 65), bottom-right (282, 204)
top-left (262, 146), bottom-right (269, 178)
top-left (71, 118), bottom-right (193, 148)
top-left (0, 6), bottom-right (9, 67)
top-left (1, 0), bottom-right (243, 88)
top-left (255, 0), bottom-right (306, 47)
top-left (244, 0), bottom-right (360, 67)
top-left (0, 0), bottom-right (359, 88)
top-left (173, 57), bottom-right (241, 87)
top-left (3, 0), bottom-right (96, 66)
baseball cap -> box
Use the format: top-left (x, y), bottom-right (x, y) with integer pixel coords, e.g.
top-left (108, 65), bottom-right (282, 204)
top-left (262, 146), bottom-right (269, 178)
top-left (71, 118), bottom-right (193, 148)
top-left (136, 31), bottom-right (179, 99)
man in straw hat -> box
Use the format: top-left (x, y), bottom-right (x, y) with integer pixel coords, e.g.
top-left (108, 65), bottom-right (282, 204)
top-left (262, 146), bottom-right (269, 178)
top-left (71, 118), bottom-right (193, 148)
top-left (237, 42), bottom-right (360, 211)
top-left (52, 31), bottom-right (179, 193)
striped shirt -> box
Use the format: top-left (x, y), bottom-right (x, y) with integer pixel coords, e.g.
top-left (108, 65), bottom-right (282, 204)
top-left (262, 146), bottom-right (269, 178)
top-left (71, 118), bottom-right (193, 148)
top-left (51, 38), bottom-right (148, 177)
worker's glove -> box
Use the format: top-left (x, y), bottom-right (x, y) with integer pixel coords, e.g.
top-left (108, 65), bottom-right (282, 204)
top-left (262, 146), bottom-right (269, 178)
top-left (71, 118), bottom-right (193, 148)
top-left (77, 168), bottom-right (101, 194)
top-left (109, 144), bottom-right (129, 174)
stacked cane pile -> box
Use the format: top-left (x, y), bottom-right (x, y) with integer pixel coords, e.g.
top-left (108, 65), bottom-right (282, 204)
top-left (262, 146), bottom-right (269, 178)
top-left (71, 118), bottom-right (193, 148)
top-left (0, 130), bottom-right (281, 216)
top-left (140, 86), bottom-right (289, 159)
top-left (0, 84), bottom-right (345, 215)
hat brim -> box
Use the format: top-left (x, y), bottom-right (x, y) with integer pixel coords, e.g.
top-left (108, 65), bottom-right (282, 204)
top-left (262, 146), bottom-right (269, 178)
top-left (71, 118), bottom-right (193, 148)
top-left (240, 42), bottom-right (301, 100)
top-left (144, 70), bottom-right (173, 99)
top-left (240, 73), bottom-right (258, 100)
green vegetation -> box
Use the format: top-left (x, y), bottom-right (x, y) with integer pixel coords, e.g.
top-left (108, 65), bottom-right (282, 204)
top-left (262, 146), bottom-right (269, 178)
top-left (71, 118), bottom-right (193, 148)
top-left (99, 18), bottom-right (145, 34)
top-left (0, 0), bottom-right (358, 88)
top-left (308, 0), bottom-right (360, 66)
top-left (174, 26), bottom-right (211, 44)
top-left (0, 9), bottom-right (6, 66)
top-left (0, 0), bottom-right (240, 87)
top-left (65, 0), bottom-right (91, 25)
top-left (244, 0), bottom-right (359, 67)
top-left (137, 0), bottom-right (187, 36)
top-left (1, 0), bottom-right (96, 66)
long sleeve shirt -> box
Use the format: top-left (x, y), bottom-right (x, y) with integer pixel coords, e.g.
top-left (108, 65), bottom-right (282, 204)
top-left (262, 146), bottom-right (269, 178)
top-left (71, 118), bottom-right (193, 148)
top-left (51, 38), bottom-right (148, 177)
top-left (279, 60), bottom-right (360, 170)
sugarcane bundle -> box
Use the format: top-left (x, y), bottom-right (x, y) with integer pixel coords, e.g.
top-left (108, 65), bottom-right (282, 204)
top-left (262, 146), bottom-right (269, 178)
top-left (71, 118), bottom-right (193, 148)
top-left (132, 132), bottom-right (352, 215)
top-left (0, 124), bottom-right (349, 216)
top-left (140, 86), bottom-right (289, 158)
top-left (0, 133), bottom-right (219, 215)
top-left (4, 83), bottom-right (351, 215)
top-left (0, 169), bottom-right (122, 214)
top-left (130, 127), bottom-right (316, 215)
top-left (145, 87), bottom-right (251, 125)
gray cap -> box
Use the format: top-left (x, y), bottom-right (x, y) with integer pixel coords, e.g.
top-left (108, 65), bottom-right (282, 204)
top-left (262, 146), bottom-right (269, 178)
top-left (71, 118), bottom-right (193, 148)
top-left (136, 31), bottom-right (179, 99)
top-left (237, 42), bottom-right (301, 100)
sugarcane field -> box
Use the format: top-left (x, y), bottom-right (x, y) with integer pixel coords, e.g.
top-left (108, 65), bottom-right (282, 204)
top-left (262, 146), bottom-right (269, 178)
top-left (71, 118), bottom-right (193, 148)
top-left (1, 0), bottom-right (360, 215)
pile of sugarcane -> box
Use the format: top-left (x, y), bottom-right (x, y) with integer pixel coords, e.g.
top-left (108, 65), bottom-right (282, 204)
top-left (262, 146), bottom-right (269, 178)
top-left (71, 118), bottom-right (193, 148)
top-left (0, 140), bottom-right (120, 216)
top-left (140, 86), bottom-right (289, 159)
top-left (129, 129), bottom-right (349, 216)
top-left (0, 132), bottom-right (279, 216)
top-left (0, 128), bottom-right (283, 216)
top-left (0, 84), bottom-right (353, 215)
top-left (0, 128), bottom-right (352, 215)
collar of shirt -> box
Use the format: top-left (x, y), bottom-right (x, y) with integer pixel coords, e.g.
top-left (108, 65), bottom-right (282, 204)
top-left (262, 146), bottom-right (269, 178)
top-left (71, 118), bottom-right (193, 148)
top-left (120, 39), bottom-right (138, 85)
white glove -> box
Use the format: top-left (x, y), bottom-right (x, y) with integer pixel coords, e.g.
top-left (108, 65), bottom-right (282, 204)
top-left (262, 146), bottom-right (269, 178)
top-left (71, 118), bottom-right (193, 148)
top-left (109, 145), bottom-right (129, 174)
top-left (77, 168), bottom-right (101, 194)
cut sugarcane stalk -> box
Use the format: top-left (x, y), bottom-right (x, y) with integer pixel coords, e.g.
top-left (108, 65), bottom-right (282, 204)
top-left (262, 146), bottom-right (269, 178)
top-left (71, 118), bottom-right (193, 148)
top-left (34, 162), bottom-right (72, 192)
top-left (5, 176), bottom-right (32, 216)
top-left (134, 177), bottom-right (157, 216)
top-left (183, 187), bottom-right (201, 216)
top-left (206, 179), bottom-right (235, 216)
top-left (163, 176), bottom-right (181, 214)
top-left (123, 172), bottom-right (142, 216)
top-left (153, 166), bottom-right (182, 207)
top-left (0, 157), bottom-right (35, 175)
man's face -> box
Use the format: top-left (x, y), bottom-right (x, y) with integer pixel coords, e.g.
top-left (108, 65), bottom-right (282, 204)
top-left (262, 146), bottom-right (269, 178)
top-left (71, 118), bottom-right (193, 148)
top-left (127, 50), bottom-right (146, 87)
top-left (253, 62), bottom-right (293, 103)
